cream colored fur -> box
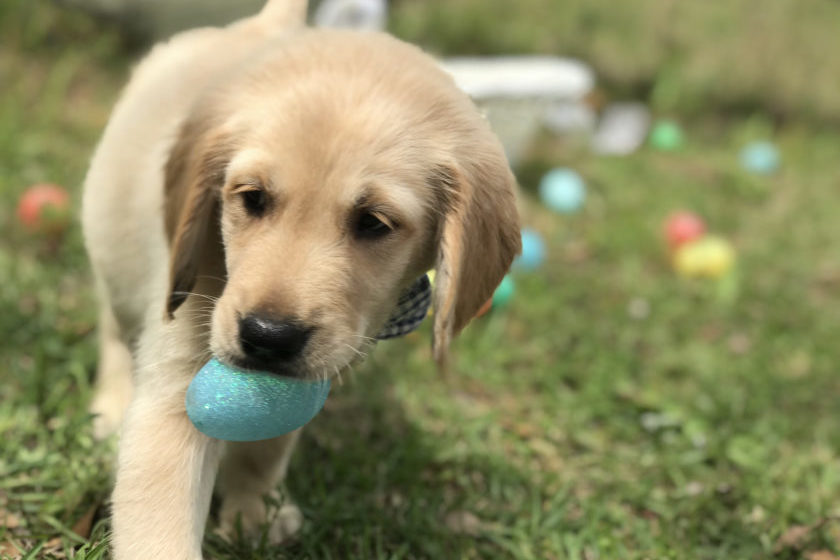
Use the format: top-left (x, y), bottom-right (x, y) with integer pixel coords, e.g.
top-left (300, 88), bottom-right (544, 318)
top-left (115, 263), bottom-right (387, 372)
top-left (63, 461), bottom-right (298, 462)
top-left (82, 1), bottom-right (520, 558)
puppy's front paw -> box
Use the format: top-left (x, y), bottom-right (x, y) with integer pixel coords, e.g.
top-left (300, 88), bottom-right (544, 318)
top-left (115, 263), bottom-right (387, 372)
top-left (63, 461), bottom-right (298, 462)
top-left (267, 503), bottom-right (304, 543)
top-left (218, 492), bottom-right (303, 545)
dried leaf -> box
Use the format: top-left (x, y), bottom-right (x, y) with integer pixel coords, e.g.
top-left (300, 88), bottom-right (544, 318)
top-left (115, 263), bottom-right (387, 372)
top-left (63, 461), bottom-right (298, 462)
top-left (71, 504), bottom-right (98, 539)
top-left (43, 537), bottom-right (64, 558)
top-left (1, 512), bottom-right (20, 529)
top-left (775, 517), bottom-right (840, 553)
top-left (775, 524), bottom-right (815, 552)
top-left (0, 540), bottom-right (20, 557)
top-left (807, 551), bottom-right (840, 560)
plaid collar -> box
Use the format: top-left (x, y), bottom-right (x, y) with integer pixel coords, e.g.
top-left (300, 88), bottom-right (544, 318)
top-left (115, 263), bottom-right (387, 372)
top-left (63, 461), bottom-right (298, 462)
top-left (376, 274), bottom-right (432, 339)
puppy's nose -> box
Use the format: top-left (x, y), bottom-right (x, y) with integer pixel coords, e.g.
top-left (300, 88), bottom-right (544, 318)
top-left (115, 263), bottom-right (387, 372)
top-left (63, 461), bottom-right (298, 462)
top-left (238, 315), bottom-right (312, 366)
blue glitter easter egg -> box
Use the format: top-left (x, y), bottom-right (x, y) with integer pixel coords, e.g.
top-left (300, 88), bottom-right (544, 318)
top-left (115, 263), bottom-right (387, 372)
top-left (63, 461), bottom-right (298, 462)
top-left (492, 275), bottom-right (515, 308)
top-left (740, 141), bottom-right (780, 174)
top-left (513, 228), bottom-right (546, 271)
top-left (185, 358), bottom-right (331, 442)
top-left (539, 168), bottom-right (586, 213)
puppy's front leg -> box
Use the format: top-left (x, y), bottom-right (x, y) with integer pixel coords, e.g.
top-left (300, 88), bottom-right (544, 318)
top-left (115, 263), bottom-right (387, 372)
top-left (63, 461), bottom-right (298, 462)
top-left (216, 431), bottom-right (303, 543)
top-left (111, 338), bottom-right (222, 560)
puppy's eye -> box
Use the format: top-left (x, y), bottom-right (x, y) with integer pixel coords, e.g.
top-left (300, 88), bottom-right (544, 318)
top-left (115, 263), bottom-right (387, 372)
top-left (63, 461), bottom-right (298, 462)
top-left (237, 187), bottom-right (268, 217)
top-left (355, 211), bottom-right (394, 240)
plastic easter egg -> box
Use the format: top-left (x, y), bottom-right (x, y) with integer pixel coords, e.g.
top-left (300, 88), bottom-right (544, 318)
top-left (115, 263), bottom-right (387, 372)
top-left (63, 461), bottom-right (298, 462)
top-left (17, 183), bottom-right (70, 233)
top-left (492, 275), bottom-right (515, 308)
top-left (185, 358), bottom-right (331, 442)
top-left (426, 269), bottom-right (436, 288)
top-left (740, 141), bottom-right (780, 174)
top-left (539, 168), bottom-right (586, 213)
top-left (664, 211), bottom-right (706, 249)
top-left (475, 275), bottom-right (515, 319)
top-left (475, 298), bottom-right (493, 319)
top-left (425, 270), bottom-right (437, 317)
top-left (673, 236), bottom-right (735, 279)
top-left (649, 120), bottom-right (683, 151)
top-left (514, 229), bottom-right (545, 271)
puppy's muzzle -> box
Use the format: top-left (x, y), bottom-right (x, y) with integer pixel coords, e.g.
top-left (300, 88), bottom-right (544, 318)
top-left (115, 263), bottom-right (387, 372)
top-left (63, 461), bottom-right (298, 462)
top-left (238, 314), bottom-right (313, 374)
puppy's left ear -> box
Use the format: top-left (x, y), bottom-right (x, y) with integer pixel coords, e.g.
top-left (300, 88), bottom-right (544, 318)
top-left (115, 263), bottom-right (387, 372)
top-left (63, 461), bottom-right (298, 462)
top-left (432, 147), bottom-right (521, 367)
top-left (163, 112), bottom-right (233, 318)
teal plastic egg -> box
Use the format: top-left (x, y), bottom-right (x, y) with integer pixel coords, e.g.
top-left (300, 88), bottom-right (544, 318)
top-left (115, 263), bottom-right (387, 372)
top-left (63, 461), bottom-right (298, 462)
top-left (514, 228), bottom-right (545, 271)
top-left (185, 358), bottom-right (331, 442)
top-left (539, 168), bottom-right (586, 213)
top-left (740, 141), bottom-right (780, 174)
top-left (492, 275), bottom-right (515, 308)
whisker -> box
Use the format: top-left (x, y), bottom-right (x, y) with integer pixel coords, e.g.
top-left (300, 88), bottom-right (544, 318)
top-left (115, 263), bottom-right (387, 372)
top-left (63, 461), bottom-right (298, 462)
top-left (132, 357), bottom-right (182, 374)
top-left (179, 311), bottom-right (215, 321)
top-left (351, 333), bottom-right (378, 344)
top-left (343, 343), bottom-right (367, 360)
top-left (195, 274), bottom-right (227, 284)
top-left (171, 291), bottom-right (221, 303)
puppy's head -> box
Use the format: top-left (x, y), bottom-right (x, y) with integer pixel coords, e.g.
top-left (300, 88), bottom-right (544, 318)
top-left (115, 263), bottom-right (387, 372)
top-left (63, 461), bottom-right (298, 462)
top-left (164, 30), bottom-right (520, 379)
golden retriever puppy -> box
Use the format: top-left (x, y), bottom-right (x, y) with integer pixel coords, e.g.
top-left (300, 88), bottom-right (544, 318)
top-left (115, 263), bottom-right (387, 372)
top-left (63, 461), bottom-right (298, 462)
top-left (81, 0), bottom-right (520, 557)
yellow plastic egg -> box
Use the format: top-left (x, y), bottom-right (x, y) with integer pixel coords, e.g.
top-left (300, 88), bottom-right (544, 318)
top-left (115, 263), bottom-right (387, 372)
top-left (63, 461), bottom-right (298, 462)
top-left (673, 236), bottom-right (735, 278)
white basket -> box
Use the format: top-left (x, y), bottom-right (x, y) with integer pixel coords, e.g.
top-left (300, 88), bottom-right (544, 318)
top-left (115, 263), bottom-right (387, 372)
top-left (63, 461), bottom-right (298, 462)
top-left (440, 56), bottom-right (595, 166)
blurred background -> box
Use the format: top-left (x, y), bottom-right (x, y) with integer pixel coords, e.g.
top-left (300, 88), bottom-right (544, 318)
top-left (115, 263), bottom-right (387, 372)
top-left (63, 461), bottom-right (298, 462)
top-left (2, 0), bottom-right (840, 558)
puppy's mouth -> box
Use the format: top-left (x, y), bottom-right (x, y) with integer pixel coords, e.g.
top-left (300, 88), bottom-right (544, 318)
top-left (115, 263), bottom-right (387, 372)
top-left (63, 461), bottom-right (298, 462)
top-left (209, 311), bottom-right (370, 381)
top-left (210, 273), bottom-right (431, 380)
top-left (224, 355), bottom-right (306, 378)
top-left (220, 313), bottom-right (323, 379)
top-left (215, 337), bottom-right (368, 382)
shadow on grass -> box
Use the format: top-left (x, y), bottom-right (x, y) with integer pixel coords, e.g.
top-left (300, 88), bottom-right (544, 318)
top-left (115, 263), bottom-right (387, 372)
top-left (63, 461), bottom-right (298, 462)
top-left (205, 357), bottom-right (530, 559)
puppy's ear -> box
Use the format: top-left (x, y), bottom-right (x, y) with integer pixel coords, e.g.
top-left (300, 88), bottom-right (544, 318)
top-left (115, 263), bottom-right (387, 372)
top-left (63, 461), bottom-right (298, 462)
top-left (432, 149), bottom-right (521, 368)
top-left (163, 113), bottom-right (232, 318)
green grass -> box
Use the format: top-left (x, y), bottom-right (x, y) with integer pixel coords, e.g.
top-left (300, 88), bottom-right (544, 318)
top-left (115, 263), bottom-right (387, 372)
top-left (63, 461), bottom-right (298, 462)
top-left (3, 1), bottom-right (840, 559)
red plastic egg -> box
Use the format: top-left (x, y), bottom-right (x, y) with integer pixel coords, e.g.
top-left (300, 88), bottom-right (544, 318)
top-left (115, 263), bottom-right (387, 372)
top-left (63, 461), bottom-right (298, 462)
top-left (664, 211), bottom-right (705, 249)
top-left (17, 183), bottom-right (70, 233)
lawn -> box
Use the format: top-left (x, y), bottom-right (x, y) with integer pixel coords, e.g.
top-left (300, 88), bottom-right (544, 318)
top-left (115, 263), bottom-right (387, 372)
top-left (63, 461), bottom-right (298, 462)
top-left (2, 1), bottom-right (840, 559)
